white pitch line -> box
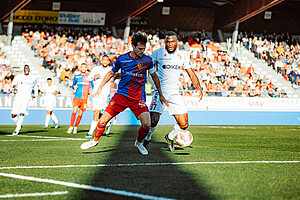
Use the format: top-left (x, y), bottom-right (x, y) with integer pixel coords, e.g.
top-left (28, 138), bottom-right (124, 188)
top-left (0, 191), bottom-right (68, 198)
top-left (0, 161), bottom-right (299, 170)
top-left (0, 139), bottom-right (87, 142)
top-left (0, 172), bottom-right (175, 200)
top-left (7, 135), bottom-right (87, 140)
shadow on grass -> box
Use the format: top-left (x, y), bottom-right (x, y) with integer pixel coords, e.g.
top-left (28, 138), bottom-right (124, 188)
top-left (81, 125), bottom-right (212, 200)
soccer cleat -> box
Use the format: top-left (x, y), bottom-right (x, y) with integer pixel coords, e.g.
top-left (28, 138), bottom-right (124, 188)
top-left (54, 123), bottom-right (59, 129)
top-left (42, 125), bottom-right (47, 129)
top-left (12, 130), bottom-right (19, 136)
top-left (143, 139), bottom-right (151, 149)
top-left (105, 124), bottom-right (112, 135)
top-left (80, 140), bottom-right (99, 150)
top-left (85, 134), bottom-right (92, 139)
top-left (73, 127), bottom-right (78, 134)
top-left (134, 140), bottom-right (148, 155)
top-left (164, 134), bottom-right (174, 152)
top-left (67, 127), bottom-right (73, 134)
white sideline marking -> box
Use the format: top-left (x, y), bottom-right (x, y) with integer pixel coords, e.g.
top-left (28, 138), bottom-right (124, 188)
top-left (0, 191), bottom-right (68, 198)
top-left (0, 139), bottom-right (87, 142)
top-left (0, 173), bottom-right (175, 200)
top-left (0, 161), bottom-right (299, 170)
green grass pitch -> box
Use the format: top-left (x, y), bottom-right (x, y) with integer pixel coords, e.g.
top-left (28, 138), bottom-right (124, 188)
top-left (0, 125), bottom-right (299, 199)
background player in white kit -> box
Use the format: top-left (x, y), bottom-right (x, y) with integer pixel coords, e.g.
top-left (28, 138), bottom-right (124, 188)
top-left (11, 65), bottom-right (38, 135)
top-left (86, 55), bottom-right (113, 138)
top-left (144, 31), bottom-right (203, 151)
top-left (41, 78), bottom-right (60, 129)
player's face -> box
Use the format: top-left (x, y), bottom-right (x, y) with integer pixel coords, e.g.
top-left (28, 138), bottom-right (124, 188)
top-left (132, 42), bottom-right (146, 58)
top-left (24, 66), bottom-right (30, 75)
top-left (101, 57), bottom-right (110, 67)
top-left (47, 79), bottom-right (52, 86)
top-left (80, 64), bottom-right (87, 73)
top-left (165, 35), bottom-right (178, 53)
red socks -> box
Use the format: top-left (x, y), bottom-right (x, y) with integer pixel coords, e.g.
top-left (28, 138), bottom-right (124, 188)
top-left (70, 112), bottom-right (76, 126)
top-left (137, 125), bottom-right (149, 143)
top-left (94, 124), bottom-right (106, 142)
top-left (75, 115), bottom-right (82, 127)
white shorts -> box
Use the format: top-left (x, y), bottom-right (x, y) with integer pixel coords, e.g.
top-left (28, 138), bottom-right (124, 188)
top-left (11, 96), bottom-right (30, 115)
top-left (93, 93), bottom-right (109, 111)
top-left (45, 97), bottom-right (55, 111)
top-left (149, 90), bottom-right (187, 115)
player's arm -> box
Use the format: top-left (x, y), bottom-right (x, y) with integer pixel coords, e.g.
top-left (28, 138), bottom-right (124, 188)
top-left (93, 70), bottom-right (115, 97)
top-left (71, 75), bottom-right (78, 93)
top-left (185, 68), bottom-right (203, 101)
top-left (32, 78), bottom-right (38, 98)
top-left (150, 71), bottom-right (169, 107)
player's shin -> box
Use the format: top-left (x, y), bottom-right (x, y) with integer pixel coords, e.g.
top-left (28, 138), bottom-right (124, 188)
top-left (88, 120), bottom-right (98, 135)
top-left (16, 116), bottom-right (24, 131)
top-left (75, 115), bottom-right (82, 127)
top-left (137, 125), bottom-right (149, 143)
top-left (11, 116), bottom-right (18, 124)
top-left (51, 113), bottom-right (59, 124)
top-left (45, 114), bottom-right (50, 127)
top-left (168, 124), bottom-right (183, 140)
top-left (70, 112), bottom-right (76, 126)
top-left (94, 124), bottom-right (105, 142)
top-left (145, 126), bottom-right (157, 141)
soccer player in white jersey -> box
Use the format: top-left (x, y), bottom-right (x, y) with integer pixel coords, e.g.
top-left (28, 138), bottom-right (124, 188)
top-left (41, 78), bottom-right (60, 129)
top-left (144, 31), bottom-right (203, 151)
top-left (11, 65), bottom-right (38, 135)
top-left (86, 55), bottom-right (113, 138)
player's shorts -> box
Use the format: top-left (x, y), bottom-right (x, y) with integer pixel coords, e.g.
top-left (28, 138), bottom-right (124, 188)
top-left (93, 92), bottom-right (109, 111)
top-left (11, 96), bottom-right (30, 115)
top-left (149, 90), bottom-right (187, 116)
top-left (45, 96), bottom-right (55, 111)
top-left (73, 97), bottom-right (88, 111)
top-left (105, 93), bottom-right (149, 119)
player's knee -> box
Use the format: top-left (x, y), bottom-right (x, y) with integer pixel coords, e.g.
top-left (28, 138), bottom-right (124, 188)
top-left (179, 123), bottom-right (188, 130)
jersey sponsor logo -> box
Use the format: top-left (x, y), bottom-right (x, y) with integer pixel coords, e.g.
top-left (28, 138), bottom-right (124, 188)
top-left (121, 60), bottom-right (133, 63)
top-left (110, 100), bottom-right (115, 106)
top-left (139, 100), bottom-right (146, 108)
top-left (162, 65), bottom-right (181, 70)
top-left (121, 70), bottom-right (143, 77)
top-left (77, 82), bottom-right (90, 85)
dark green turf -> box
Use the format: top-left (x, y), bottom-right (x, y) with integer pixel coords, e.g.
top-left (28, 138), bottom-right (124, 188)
top-left (0, 125), bottom-right (299, 199)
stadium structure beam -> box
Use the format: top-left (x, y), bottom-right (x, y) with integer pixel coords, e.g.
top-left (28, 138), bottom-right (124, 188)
top-left (216, 0), bottom-right (285, 31)
top-left (0, 0), bottom-right (32, 22)
top-left (116, 0), bottom-right (158, 25)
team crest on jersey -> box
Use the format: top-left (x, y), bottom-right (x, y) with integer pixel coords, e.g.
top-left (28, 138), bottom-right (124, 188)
top-left (137, 62), bottom-right (143, 69)
top-left (110, 101), bottom-right (115, 106)
top-left (178, 54), bottom-right (182, 60)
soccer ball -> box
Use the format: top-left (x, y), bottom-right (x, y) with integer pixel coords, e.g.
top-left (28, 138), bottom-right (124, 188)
top-left (176, 130), bottom-right (193, 147)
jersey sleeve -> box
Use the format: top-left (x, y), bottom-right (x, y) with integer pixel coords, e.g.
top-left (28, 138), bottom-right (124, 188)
top-left (183, 51), bottom-right (192, 69)
top-left (112, 57), bottom-right (121, 73)
top-left (71, 75), bottom-right (77, 89)
top-left (11, 75), bottom-right (19, 87)
top-left (87, 70), bottom-right (94, 81)
top-left (148, 58), bottom-right (156, 74)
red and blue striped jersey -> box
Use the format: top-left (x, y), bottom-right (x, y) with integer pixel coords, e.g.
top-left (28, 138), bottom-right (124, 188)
top-left (71, 73), bottom-right (94, 100)
top-left (112, 52), bottom-right (155, 101)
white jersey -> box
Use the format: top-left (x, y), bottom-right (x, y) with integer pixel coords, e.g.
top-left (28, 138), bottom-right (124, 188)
top-left (88, 65), bottom-right (112, 95)
top-left (11, 74), bottom-right (37, 99)
top-left (151, 48), bottom-right (191, 97)
top-left (43, 84), bottom-right (59, 98)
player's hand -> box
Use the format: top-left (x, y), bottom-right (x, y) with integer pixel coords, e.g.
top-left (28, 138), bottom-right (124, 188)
top-left (74, 85), bottom-right (78, 90)
top-left (159, 95), bottom-right (169, 107)
top-left (93, 88), bottom-right (102, 97)
top-left (94, 74), bottom-right (100, 79)
top-left (195, 88), bottom-right (203, 101)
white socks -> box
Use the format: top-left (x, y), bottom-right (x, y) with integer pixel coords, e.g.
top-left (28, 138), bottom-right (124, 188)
top-left (15, 115), bottom-right (24, 132)
top-left (145, 126), bottom-right (157, 141)
top-left (168, 124), bottom-right (183, 140)
top-left (51, 113), bottom-right (59, 124)
top-left (88, 120), bottom-right (98, 135)
top-left (45, 114), bottom-right (51, 127)
top-left (12, 116), bottom-right (18, 124)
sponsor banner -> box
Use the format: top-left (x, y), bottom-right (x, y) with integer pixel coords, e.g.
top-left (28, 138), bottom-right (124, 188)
top-left (1, 95), bottom-right (300, 111)
top-left (4, 10), bottom-right (106, 26)
top-left (58, 12), bottom-right (106, 25)
top-left (4, 10), bottom-right (59, 24)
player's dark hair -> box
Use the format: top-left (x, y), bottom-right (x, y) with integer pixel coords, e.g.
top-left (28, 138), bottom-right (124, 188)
top-left (165, 31), bottom-right (178, 40)
top-left (131, 31), bottom-right (147, 46)
top-left (47, 78), bottom-right (52, 81)
top-left (102, 55), bottom-right (110, 61)
top-left (24, 64), bottom-right (29, 68)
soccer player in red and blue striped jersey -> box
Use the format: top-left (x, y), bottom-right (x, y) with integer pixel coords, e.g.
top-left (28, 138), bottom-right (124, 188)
top-left (80, 32), bottom-right (168, 155)
top-left (67, 63), bottom-right (93, 134)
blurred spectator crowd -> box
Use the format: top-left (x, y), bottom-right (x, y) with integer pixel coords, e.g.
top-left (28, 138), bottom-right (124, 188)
top-left (1, 24), bottom-right (298, 98)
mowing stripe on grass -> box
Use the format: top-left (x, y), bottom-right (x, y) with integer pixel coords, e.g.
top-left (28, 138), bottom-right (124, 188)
top-left (0, 161), bottom-right (299, 170)
top-left (0, 191), bottom-right (69, 198)
top-left (0, 173), bottom-right (175, 200)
